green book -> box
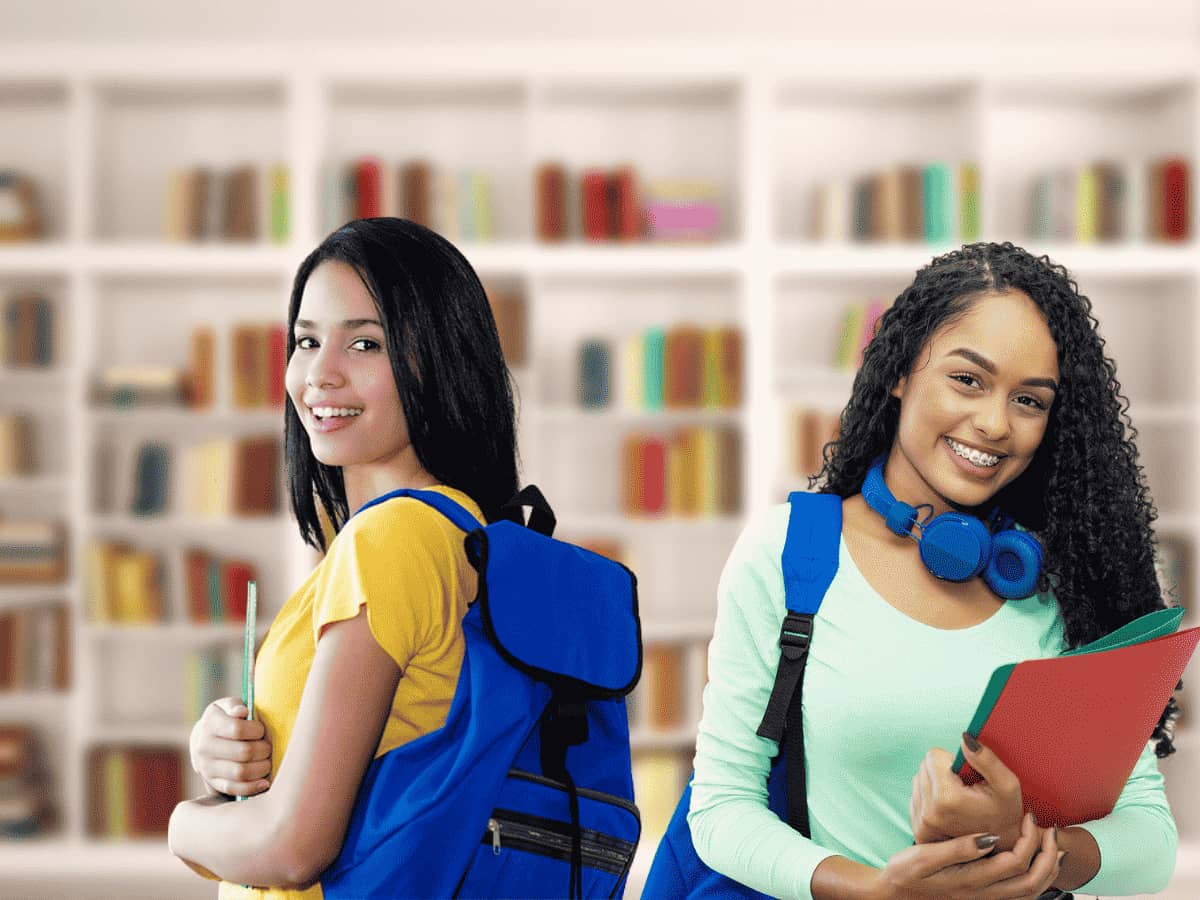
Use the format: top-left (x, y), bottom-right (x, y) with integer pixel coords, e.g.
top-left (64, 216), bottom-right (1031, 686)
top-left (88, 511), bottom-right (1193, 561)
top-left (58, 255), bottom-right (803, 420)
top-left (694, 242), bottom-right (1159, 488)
top-left (959, 162), bottom-right (981, 242)
top-left (923, 164), bottom-right (952, 243)
top-left (643, 327), bottom-right (665, 411)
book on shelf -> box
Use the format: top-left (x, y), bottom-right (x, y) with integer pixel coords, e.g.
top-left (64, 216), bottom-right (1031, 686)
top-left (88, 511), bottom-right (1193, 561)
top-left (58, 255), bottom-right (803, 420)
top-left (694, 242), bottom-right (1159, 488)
top-left (0, 413), bottom-right (35, 476)
top-left (1027, 158), bottom-right (1190, 243)
top-left (0, 602), bottom-right (70, 691)
top-left (0, 725), bottom-right (53, 838)
top-left (0, 172), bottom-right (44, 242)
top-left (639, 643), bottom-right (686, 732)
top-left (615, 325), bottom-right (743, 411)
top-left (85, 540), bottom-right (163, 624)
top-left (181, 434), bottom-right (280, 518)
top-left (2, 292), bottom-right (54, 368)
top-left (834, 299), bottom-right (890, 370)
top-left (185, 646), bottom-right (230, 723)
top-left (792, 407), bottom-right (842, 479)
top-left (186, 326), bottom-right (215, 409)
top-left (87, 746), bottom-right (181, 837)
top-left (631, 749), bottom-right (692, 840)
top-left (229, 322), bottom-right (287, 409)
top-left (484, 284), bottom-right (527, 369)
top-left (643, 180), bottom-right (720, 242)
top-left (329, 157), bottom-right (496, 242)
top-left (0, 520), bottom-right (65, 584)
top-left (185, 547), bottom-right (251, 624)
top-left (163, 164), bottom-right (287, 243)
top-left (535, 162), bottom-right (569, 242)
top-left (578, 340), bottom-right (612, 408)
top-left (622, 426), bottom-right (741, 517)
top-left (815, 162), bottom-right (978, 243)
top-left (130, 441), bottom-right (171, 517)
top-left (93, 365), bottom-right (186, 408)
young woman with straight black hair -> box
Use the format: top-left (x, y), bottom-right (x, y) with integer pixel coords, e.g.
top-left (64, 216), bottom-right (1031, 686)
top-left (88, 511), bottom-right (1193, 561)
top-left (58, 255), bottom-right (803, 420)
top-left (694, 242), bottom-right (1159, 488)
top-left (169, 217), bottom-right (519, 898)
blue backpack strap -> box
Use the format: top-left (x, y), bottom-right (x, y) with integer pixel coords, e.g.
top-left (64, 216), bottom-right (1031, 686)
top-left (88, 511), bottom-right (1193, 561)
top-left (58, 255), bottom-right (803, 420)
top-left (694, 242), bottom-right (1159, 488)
top-left (754, 491), bottom-right (841, 837)
top-left (354, 487), bottom-right (485, 533)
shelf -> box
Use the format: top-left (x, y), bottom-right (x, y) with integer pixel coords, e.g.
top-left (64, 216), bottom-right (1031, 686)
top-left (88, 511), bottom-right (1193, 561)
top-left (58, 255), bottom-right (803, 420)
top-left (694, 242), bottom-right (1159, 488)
top-left (532, 406), bottom-right (745, 426)
top-left (630, 727), bottom-right (698, 750)
top-left (0, 474), bottom-right (68, 492)
top-left (641, 619), bottom-right (714, 642)
top-left (88, 514), bottom-right (284, 535)
top-left (557, 514), bottom-right (745, 536)
top-left (84, 243), bottom-right (299, 276)
top-left (0, 243), bottom-right (74, 273)
top-left (90, 407), bottom-right (283, 428)
top-left (0, 838), bottom-right (191, 878)
top-left (90, 724), bottom-right (191, 746)
top-left (772, 242), bottom-right (1200, 277)
top-left (0, 584), bottom-right (70, 605)
top-left (0, 368), bottom-right (68, 390)
top-left (84, 622), bottom-right (264, 642)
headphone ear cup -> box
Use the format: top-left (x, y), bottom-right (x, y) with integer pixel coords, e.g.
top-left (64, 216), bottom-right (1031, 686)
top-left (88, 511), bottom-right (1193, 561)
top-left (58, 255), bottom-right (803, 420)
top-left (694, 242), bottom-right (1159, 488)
top-left (983, 530), bottom-right (1044, 599)
top-left (917, 513), bottom-right (992, 582)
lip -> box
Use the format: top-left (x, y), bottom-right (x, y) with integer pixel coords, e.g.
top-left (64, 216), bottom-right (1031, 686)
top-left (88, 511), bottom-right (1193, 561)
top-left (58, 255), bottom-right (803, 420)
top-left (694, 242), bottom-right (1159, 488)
top-left (944, 436), bottom-right (1006, 458)
top-left (943, 436), bottom-right (1003, 479)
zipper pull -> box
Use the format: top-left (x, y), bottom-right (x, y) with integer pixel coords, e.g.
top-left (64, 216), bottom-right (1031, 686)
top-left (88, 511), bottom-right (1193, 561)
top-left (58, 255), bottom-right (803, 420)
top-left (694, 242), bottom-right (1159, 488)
top-left (488, 817), bottom-right (502, 855)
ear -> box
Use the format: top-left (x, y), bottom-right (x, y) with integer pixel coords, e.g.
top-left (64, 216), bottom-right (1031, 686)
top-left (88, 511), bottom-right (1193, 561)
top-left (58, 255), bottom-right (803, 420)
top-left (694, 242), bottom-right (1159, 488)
top-left (890, 375), bottom-right (907, 400)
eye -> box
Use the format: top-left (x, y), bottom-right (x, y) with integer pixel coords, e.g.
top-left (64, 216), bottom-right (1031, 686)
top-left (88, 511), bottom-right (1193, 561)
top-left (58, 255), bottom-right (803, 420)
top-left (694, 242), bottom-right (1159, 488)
top-left (350, 337), bottom-right (382, 352)
top-left (949, 373), bottom-right (981, 389)
top-left (295, 335), bottom-right (318, 350)
top-left (1014, 394), bottom-right (1049, 412)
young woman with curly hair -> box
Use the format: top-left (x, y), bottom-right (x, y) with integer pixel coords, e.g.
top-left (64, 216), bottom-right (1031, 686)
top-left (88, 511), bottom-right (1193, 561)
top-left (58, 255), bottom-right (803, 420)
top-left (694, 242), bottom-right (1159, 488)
top-left (685, 242), bottom-right (1179, 899)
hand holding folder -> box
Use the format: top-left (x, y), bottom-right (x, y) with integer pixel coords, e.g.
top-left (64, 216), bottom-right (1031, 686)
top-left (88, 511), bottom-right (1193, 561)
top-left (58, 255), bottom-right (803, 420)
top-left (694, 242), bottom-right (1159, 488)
top-left (952, 607), bottom-right (1198, 828)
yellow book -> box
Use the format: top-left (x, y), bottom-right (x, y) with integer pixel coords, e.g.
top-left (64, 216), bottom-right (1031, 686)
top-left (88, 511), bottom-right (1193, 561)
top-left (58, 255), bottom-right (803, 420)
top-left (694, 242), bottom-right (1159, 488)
top-left (1076, 166), bottom-right (1098, 243)
top-left (112, 552), bottom-right (161, 623)
top-left (631, 750), bottom-right (690, 839)
top-left (835, 304), bottom-right (865, 370)
top-left (85, 541), bottom-right (122, 623)
top-left (671, 428), bottom-right (702, 517)
top-left (623, 334), bottom-right (645, 409)
top-left (696, 426), bottom-right (719, 516)
top-left (105, 749), bottom-right (129, 837)
top-left (701, 329), bottom-right (722, 408)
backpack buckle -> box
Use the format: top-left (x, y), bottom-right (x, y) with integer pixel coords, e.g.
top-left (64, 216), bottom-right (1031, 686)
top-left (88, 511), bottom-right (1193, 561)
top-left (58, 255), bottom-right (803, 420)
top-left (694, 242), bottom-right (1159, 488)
top-left (779, 613), bottom-right (813, 661)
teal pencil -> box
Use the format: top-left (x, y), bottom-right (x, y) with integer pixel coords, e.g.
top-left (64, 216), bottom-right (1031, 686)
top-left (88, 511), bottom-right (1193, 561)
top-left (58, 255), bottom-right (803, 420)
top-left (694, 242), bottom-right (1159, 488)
top-left (237, 581), bottom-right (258, 803)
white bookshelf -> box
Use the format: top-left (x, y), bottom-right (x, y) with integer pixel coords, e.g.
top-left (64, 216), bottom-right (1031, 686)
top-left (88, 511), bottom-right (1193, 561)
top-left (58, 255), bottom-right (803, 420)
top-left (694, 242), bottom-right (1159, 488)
top-left (0, 39), bottom-right (1197, 898)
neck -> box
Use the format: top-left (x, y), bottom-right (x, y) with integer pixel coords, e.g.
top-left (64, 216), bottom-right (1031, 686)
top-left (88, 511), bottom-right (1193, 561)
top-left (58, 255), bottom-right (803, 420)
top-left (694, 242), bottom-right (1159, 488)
top-left (341, 456), bottom-right (440, 514)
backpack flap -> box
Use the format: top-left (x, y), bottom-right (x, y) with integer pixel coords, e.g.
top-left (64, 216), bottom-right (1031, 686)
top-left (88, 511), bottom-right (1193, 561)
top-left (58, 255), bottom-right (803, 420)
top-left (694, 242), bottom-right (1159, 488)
top-left (467, 521), bottom-right (641, 698)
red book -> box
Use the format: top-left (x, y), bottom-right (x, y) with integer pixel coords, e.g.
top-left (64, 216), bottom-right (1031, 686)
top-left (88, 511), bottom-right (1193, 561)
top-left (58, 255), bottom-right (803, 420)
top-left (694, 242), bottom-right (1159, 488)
top-left (221, 561), bottom-right (257, 622)
top-left (581, 170), bottom-right (610, 241)
top-left (185, 548), bottom-right (212, 623)
top-left (266, 324), bottom-right (287, 407)
top-left (1162, 158), bottom-right (1190, 241)
top-left (640, 437), bottom-right (667, 514)
top-left (128, 748), bottom-right (181, 836)
top-left (535, 162), bottom-right (568, 242)
top-left (353, 158), bottom-right (383, 220)
top-left (957, 622), bottom-right (1200, 827)
top-left (611, 166), bottom-right (641, 241)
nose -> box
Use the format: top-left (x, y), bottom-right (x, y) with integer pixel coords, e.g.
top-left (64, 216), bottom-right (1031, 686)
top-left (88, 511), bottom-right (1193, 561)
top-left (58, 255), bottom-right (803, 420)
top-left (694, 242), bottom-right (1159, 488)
top-left (304, 344), bottom-right (345, 390)
top-left (972, 394), bottom-right (1011, 442)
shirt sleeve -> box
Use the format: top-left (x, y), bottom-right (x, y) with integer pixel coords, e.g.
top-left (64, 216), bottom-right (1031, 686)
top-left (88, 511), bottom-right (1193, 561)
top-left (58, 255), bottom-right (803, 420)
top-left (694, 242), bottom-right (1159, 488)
top-left (688, 508), bottom-right (840, 900)
top-left (1075, 738), bottom-right (1178, 896)
top-left (309, 500), bottom-right (458, 671)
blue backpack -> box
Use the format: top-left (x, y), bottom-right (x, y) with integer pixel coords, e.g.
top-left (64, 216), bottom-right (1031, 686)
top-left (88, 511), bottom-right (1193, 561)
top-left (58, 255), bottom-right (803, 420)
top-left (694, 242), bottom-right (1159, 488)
top-left (643, 491), bottom-right (841, 898)
top-left (320, 485), bottom-right (643, 899)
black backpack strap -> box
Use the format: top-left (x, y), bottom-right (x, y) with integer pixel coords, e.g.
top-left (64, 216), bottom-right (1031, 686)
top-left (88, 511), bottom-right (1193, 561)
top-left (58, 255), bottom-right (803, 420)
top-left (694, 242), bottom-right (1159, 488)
top-left (540, 693), bottom-right (588, 899)
top-left (755, 492), bottom-right (841, 836)
top-left (499, 484), bottom-right (557, 537)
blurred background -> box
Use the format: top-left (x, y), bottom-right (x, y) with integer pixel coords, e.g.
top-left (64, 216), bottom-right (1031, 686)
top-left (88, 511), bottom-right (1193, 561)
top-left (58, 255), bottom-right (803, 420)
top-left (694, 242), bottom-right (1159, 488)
top-left (1, 2), bottom-right (1198, 897)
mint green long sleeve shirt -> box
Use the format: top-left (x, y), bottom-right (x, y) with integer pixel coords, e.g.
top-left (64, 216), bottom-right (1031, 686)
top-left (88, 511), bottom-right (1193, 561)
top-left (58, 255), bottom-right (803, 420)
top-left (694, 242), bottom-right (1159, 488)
top-left (688, 502), bottom-right (1178, 899)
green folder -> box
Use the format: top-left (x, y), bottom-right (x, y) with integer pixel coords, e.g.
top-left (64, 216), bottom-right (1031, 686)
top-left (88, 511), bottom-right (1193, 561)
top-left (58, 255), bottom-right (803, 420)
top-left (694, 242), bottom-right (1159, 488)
top-left (953, 606), bottom-right (1186, 773)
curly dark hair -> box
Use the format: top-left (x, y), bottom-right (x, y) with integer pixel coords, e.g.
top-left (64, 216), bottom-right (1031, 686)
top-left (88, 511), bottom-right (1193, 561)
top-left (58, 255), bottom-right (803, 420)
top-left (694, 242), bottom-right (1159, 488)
top-left (810, 241), bottom-right (1179, 757)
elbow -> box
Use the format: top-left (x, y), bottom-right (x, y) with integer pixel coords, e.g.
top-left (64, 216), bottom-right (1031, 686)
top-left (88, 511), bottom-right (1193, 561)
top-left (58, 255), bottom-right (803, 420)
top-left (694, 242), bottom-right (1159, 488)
top-left (270, 816), bottom-right (343, 889)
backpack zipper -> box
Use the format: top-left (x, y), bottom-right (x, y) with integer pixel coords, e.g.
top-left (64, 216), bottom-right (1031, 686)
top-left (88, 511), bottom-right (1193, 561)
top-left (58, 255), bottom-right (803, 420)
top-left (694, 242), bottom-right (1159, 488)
top-left (480, 808), bottom-right (635, 875)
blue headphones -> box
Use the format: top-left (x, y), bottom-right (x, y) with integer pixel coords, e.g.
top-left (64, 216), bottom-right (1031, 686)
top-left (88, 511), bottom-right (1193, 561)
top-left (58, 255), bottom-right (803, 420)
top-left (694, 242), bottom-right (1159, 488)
top-left (861, 456), bottom-right (1043, 600)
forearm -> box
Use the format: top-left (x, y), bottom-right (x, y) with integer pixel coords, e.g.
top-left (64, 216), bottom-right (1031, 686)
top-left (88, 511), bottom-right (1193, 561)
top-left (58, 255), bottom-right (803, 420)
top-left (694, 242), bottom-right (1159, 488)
top-left (1051, 826), bottom-right (1100, 890)
top-left (168, 793), bottom-right (307, 889)
top-left (811, 855), bottom-right (881, 900)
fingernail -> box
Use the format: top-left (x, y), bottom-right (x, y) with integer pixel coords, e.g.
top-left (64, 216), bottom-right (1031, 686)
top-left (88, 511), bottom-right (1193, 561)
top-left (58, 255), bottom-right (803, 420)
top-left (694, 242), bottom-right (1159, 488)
top-left (976, 834), bottom-right (999, 850)
top-left (1030, 811), bottom-right (1039, 827)
top-left (1052, 825), bottom-right (1058, 841)
top-left (962, 731), bottom-right (982, 752)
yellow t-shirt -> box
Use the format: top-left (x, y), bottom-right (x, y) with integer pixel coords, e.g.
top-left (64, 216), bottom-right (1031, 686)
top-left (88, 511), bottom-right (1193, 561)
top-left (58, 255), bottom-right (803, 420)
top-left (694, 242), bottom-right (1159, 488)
top-left (218, 485), bottom-right (483, 900)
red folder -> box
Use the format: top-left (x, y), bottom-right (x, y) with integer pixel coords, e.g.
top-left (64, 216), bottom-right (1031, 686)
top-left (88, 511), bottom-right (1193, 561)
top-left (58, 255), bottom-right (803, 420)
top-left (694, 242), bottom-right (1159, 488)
top-left (955, 621), bottom-right (1199, 827)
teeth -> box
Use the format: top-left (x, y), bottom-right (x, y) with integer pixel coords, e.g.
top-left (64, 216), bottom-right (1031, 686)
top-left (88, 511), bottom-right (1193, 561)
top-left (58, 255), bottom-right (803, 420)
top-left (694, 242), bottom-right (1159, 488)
top-left (312, 407), bottom-right (363, 419)
top-left (946, 437), bottom-right (1000, 467)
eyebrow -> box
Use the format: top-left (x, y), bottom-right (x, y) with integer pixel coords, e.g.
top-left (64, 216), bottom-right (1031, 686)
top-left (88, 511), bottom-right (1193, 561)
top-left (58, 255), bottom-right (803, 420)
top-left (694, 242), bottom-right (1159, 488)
top-left (947, 347), bottom-right (1059, 392)
top-left (294, 318), bottom-right (383, 330)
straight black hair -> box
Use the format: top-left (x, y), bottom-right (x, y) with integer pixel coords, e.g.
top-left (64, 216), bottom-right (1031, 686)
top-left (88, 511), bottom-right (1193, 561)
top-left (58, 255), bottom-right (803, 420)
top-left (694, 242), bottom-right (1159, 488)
top-left (284, 217), bottom-right (520, 550)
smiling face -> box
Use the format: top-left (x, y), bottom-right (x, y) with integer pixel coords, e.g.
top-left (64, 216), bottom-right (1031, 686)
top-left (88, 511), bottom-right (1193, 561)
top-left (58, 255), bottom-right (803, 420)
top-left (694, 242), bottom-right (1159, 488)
top-left (884, 288), bottom-right (1060, 517)
top-left (285, 260), bottom-right (431, 502)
